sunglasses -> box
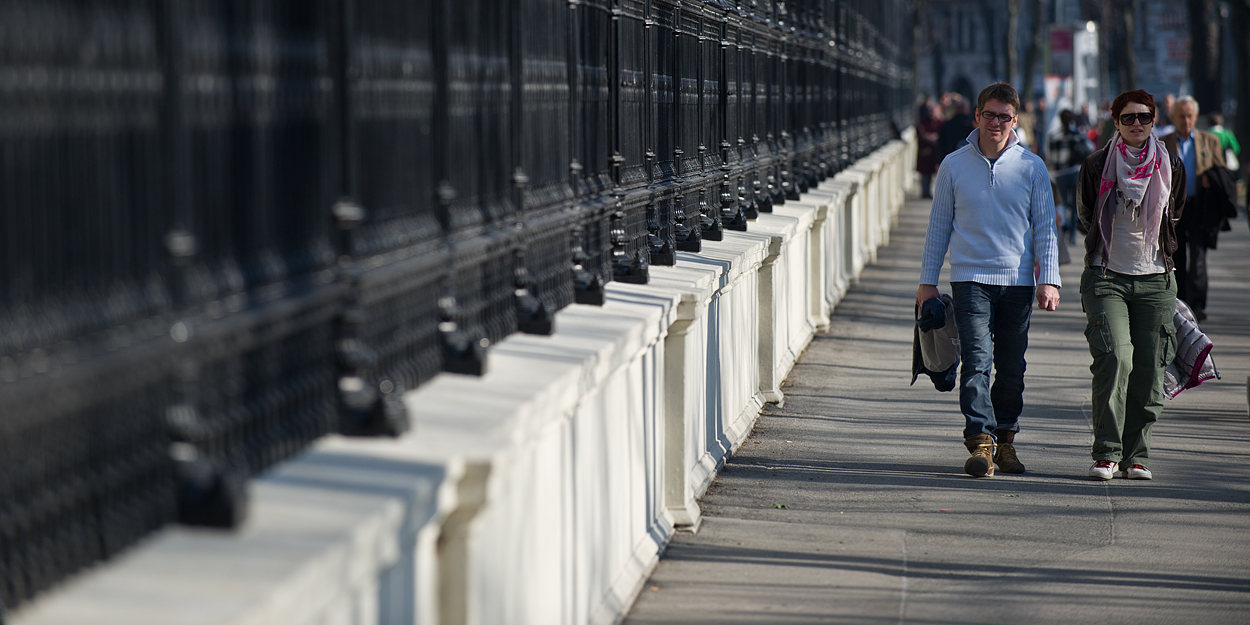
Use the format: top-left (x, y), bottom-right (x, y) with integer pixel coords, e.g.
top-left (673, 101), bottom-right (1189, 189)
top-left (980, 110), bottom-right (1016, 124)
top-left (1118, 112), bottom-right (1154, 126)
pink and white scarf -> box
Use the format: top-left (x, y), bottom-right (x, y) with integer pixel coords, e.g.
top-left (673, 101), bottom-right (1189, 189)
top-left (1094, 133), bottom-right (1172, 263)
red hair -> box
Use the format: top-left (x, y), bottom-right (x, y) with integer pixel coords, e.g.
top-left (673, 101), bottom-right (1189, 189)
top-left (1111, 90), bottom-right (1155, 120)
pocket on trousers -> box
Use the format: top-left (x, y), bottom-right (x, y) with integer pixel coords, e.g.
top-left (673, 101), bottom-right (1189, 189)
top-left (1091, 284), bottom-right (1118, 298)
top-left (1158, 323), bottom-right (1177, 367)
top-left (1084, 313), bottom-right (1115, 356)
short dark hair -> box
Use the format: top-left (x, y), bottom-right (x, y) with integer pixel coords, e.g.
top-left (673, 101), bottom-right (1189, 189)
top-left (1110, 89), bottom-right (1155, 120)
top-left (976, 83), bottom-right (1020, 115)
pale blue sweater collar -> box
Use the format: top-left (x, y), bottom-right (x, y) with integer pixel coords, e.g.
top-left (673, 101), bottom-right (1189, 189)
top-left (964, 128), bottom-right (1022, 160)
top-left (962, 128), bottom-right (1024, 187)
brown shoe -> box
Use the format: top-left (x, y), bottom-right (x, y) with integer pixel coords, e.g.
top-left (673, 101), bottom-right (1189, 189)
top-left (993, 430), bottom-right (1026, 474)
top-left (963, 433), bottom-right (995, 477)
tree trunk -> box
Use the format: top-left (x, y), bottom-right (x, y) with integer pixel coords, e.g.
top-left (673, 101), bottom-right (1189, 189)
top-left (987, 13), bottom-right (1000, 82)
top-left (914, 0), bottom-right (927, 100)
top-left (1231, 0), bottom-right (1250, 178)
top-left (1188, 0), bottom-right (1223, 114)
top-left (1005, 0), bottom-right (1020, 86)
top-left (1021, 0), bottom-right (1045, 104)
top-left (1079, 0), bottom-right (1100, 20)
top-left (1094, 0), bottom-right (1122, 103)
top-left (1116, 0), bottom-right (1137, 93)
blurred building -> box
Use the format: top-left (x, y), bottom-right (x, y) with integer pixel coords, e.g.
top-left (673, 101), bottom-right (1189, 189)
top-left (916, 0), bottom-right (1014, 103)
top-left (917, 0), bottom-right (1197, 110)
top-left (1132, 1), bottom-right (1191, 101)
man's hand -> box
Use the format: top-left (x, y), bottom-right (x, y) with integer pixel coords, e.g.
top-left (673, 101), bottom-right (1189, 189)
top-left (1036, 284), bottom-right (1060, 311)
top-left (916, 284), bottom-right (940, 307)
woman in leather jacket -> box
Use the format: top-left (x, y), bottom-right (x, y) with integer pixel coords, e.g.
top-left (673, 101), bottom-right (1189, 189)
top-left (1076, 90), bottom-right (1187, 481)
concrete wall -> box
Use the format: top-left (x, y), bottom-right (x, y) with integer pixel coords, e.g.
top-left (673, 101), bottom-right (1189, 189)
top-left (10, 130), bottom-right (917, 625)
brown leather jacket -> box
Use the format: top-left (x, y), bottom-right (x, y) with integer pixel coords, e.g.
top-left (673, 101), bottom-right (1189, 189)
top-left (1076, 146), bottom-right (1187, 272)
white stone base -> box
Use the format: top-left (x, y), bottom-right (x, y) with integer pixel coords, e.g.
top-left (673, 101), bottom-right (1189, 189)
top-left (11, 129), bottom-right (917, 625)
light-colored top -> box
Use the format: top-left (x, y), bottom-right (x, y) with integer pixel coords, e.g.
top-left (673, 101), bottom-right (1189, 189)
top-left (1091, 190), bottom-right (1168, 275)
top-left (1177, 134), bottom-right (1197, 197)
top-left (920, 129), bottom-right (1061, 288)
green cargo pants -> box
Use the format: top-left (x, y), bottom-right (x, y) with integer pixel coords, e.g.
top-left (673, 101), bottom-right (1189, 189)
top-left (1080, 268), bottom-right (1177, 467)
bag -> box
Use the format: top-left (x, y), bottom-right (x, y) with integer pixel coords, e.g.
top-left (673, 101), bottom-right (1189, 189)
top-left (1225, 148), bottom-right (1239, 173)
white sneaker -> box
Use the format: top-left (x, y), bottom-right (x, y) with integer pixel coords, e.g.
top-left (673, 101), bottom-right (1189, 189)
top-left (1088, 460), bottom-right (1118, 480)
top-left (1124, 464), bottom-right (1152, 480)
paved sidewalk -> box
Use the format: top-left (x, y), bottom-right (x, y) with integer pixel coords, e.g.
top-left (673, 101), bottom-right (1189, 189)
top-left (625, 196), bottom-right (1250, 624)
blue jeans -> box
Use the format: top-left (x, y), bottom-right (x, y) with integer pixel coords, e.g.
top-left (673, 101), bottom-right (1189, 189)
top-left (951, 282), bottom-right (1034, 439)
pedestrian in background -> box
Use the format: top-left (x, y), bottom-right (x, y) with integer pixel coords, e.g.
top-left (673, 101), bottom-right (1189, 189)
top-left (1161, 95), bottom-right (1225, 321)
top-left (1033, 99), bottom-right (1049, 163)
top-left (1096, 101), bottom-right (1117, 148)
top-left (917, 101), bottom-right (943, 198)
top-left (1207, 112), bottom-right (1241, 177)
top-left (1154, 94), bottom-right (1176, 137)
top-left (1077, 89), bottom-right (1185, 481)
top-left (917, 82), bottom-right (1061, 478)
top-left (1049, 109), bottom-right (1095, 244)
top-left (1051, 179), bottom-right (1072, 267)
top-left (1015, 101), bottom-right (1036, 151)
top-left (935, 96), bottom-right (975, 166)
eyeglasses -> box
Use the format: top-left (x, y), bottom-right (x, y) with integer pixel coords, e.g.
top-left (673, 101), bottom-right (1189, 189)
top-left (980, 110), bottom-right (1016, 124)
top-left (1118, 112), bottom-right (1154, 126)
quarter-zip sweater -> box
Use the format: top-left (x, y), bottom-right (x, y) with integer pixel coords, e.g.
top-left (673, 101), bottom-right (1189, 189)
top-left (920, 129), bottom-right (1061, 288)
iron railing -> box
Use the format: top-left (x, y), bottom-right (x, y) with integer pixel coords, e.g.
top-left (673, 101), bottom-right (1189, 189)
top-left (0, 0), bottom-right (913, 611)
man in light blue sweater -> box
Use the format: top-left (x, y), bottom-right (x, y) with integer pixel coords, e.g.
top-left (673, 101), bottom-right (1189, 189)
top-left (916, 83), bottom-right (1061, 478)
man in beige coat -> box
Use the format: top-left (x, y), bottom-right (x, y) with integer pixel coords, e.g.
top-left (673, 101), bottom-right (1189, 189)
top-left (1161, 95), bottom-right (1225, 320)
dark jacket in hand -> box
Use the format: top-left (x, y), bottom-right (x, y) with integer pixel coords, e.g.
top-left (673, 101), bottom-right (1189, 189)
top-left (1191, 165), bottom-right (1238, 248)
top-left (911, 295), bottom-right (960, 392)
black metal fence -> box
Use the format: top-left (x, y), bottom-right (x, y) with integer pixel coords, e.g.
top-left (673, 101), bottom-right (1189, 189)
top-left (0, 0), bottom-right (912, 611)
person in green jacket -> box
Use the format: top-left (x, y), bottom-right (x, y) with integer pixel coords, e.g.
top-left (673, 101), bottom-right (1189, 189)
top-left (1207, 112), bottom-right (1240, 175)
